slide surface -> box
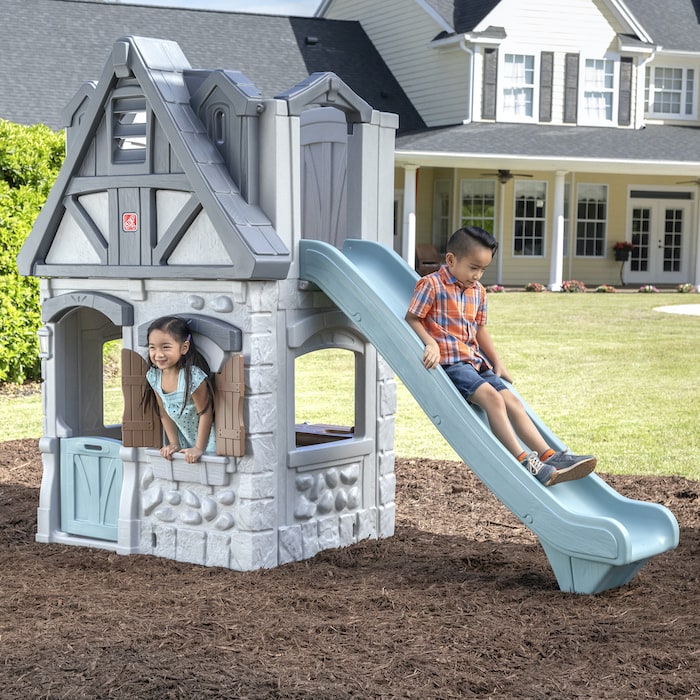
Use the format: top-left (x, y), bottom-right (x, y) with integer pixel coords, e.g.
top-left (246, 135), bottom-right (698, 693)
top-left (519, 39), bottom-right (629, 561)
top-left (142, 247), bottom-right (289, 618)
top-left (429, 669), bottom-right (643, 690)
top-left (299, 239), bottom-right (680, 594)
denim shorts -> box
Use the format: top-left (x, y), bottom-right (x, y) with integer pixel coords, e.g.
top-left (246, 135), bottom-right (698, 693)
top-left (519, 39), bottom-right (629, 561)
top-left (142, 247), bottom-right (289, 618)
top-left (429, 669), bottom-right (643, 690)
top-left (443, 362), bottom-right (507, 400)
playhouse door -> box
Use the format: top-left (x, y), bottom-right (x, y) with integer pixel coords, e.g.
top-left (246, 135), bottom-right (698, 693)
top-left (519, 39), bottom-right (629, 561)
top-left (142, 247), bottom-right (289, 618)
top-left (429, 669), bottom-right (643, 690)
top-left (60, 437), bottom-right (123, 540)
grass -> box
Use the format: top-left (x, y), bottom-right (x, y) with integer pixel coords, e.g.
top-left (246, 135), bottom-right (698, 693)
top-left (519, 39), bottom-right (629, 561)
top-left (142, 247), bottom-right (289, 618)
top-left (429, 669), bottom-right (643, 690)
top-left (2, 294), bottom-right (698, 479)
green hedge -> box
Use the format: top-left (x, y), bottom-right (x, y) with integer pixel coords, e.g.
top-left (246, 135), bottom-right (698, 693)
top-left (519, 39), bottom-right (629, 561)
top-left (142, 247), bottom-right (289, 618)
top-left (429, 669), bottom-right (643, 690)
top-left (0, 119), bottom-right (64, 383)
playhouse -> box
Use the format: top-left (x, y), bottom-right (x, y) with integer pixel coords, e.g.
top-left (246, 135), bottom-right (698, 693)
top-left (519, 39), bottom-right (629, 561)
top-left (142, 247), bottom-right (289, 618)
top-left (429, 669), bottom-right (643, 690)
top-left (17, 36), bottom-right (399, 570)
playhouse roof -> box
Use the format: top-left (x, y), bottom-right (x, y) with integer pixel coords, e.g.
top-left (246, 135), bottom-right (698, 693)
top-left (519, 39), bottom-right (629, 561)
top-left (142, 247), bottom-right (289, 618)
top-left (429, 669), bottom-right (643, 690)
top-left (1, 0), bottom-right (425, 134)
top-left (17, 35), bottom-right (294, 280)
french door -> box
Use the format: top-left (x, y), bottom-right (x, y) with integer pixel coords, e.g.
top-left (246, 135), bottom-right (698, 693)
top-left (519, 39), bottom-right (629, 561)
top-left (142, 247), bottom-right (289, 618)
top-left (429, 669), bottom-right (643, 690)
top-left (626, 195), bottom-right (692, 285)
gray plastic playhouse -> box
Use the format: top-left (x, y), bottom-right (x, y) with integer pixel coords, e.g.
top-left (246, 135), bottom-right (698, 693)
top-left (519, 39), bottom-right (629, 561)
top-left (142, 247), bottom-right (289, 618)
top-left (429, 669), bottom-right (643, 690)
top-left (19, 36), bottom-right (679, 594)
top-left (18, 36), bottom-right (398, 570)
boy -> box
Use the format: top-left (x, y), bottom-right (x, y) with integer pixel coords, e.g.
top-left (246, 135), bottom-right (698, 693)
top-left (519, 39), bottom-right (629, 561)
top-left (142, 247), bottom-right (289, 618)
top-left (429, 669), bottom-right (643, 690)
top-left (405, 226), bottom-right (596, 486)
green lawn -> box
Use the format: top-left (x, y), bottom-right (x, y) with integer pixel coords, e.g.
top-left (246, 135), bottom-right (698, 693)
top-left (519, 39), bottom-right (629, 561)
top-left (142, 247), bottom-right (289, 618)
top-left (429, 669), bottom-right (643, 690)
top-left (2, 293), bottom-right (698, 479)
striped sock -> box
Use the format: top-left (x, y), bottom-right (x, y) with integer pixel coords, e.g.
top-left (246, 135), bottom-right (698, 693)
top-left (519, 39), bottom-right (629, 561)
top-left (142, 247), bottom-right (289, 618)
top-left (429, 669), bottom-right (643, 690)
top-left (517, 451), bottom-right (528, 463)
top-left (540, 448), bottom-right (555, 462)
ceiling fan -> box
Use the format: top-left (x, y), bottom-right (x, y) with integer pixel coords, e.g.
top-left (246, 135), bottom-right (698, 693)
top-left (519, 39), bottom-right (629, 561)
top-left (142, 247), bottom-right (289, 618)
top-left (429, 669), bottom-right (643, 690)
top-left (480, 169), bottom-right (534, 184)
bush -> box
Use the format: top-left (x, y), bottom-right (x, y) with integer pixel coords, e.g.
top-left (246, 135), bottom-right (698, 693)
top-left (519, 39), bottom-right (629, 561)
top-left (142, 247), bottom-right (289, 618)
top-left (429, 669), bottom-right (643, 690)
top-left (595, 284), bottom-right (617, 293)
top-left (561, 279), bottom-right (587, 293)
top-left (0, 119), bottom-right (64, 383)
top-left (525, 282), bottom-right (546, 292)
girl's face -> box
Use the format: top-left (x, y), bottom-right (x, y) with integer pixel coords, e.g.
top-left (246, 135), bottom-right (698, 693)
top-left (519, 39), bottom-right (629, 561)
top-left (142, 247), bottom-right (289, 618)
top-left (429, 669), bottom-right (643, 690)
top-left (148, 328), bottom-right (189, 372)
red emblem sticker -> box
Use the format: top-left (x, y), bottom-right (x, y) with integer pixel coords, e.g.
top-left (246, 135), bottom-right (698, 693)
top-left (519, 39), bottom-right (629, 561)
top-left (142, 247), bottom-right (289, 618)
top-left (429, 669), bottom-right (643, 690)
top-left (122, 212), bottom-right (138, 232)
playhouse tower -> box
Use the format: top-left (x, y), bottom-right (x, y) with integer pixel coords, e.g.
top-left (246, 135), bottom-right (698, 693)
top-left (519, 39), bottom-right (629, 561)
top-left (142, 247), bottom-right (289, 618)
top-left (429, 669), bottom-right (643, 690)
top-left (18, 36), bottom-right (399, 569)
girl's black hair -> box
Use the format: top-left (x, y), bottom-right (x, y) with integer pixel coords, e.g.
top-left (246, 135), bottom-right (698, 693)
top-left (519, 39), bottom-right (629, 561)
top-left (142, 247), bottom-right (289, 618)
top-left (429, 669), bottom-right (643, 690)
top-left (447, 226), bottom-right (498, 258)
top-left (141, 316), bottom-right (215, 419)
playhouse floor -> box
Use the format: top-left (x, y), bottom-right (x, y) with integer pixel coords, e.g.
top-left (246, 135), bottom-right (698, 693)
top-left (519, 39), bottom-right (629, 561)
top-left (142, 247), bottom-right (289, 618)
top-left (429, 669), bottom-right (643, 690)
top-left (1, 438), bottom-right (698, 699)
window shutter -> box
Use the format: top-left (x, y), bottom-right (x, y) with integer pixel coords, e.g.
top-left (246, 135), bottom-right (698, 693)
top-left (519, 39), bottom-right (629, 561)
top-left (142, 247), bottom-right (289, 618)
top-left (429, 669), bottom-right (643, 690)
top-left (539, 51), bottom-right (554, 122)
top-left (564, 53), bottom-right (579, 124)
top-left (215, 353), bottom-right (245, 457)
top-left (618, 57), bottom-right (633, 126)
top-left (482, 48), bottom-right (498, 120)
top-left (121, 348), bottom-right (162, 448)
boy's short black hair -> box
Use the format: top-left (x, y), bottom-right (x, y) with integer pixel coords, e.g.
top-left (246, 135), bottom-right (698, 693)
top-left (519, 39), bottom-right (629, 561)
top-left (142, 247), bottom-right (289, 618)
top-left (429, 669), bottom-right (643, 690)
top-left (446, 226), bottom-right (498, 258)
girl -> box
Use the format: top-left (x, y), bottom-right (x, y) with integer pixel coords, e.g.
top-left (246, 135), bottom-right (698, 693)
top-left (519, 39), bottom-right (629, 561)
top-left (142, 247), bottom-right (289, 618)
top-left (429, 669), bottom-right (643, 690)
top-left (143, 316), bottom-right (216, 463)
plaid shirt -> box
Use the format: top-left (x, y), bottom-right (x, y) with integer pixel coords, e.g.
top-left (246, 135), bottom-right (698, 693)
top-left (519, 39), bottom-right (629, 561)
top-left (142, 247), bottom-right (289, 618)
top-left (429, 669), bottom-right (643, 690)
top-left (407, 265), bottom-right (490, 369)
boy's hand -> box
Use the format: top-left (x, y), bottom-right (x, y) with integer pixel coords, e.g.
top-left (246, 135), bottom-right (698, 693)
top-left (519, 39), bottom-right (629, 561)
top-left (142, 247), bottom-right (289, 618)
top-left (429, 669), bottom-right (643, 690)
top-left (422, 341), bottom-right (441, 369)
top-left (493, 362), bottom-right (513, 383)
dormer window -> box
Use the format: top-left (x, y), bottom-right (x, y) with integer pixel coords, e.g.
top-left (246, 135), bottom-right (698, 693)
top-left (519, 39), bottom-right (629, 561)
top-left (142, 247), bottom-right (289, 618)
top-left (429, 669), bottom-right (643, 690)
top-left (501, 54), bottom-right (536, 120)
top-left (645, 66), bottom-right (696, 119)
top-left (112, 96), bottom-right (148, 163)
top-left (581, 59), bottom-right (616, 124)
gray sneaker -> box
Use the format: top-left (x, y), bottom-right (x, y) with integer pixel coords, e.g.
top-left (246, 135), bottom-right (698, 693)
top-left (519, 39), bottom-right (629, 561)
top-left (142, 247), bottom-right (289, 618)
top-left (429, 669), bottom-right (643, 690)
top-left (544, 451), bottom-right (597, 485)
top-left (521, 451), bottom-right (557, 486)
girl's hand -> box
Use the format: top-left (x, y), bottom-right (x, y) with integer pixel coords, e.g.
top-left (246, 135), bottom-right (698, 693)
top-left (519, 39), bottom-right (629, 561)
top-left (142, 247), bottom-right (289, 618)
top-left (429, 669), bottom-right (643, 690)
top-left (182, 446), bottom-right (204, 464)
top-left (160, 443), bottom-right (180, 461)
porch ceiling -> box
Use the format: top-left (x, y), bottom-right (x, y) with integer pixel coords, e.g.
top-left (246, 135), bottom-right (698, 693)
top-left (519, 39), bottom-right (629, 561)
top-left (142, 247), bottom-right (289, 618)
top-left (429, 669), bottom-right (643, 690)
top-left (395, 122), bottom-right (700, 178)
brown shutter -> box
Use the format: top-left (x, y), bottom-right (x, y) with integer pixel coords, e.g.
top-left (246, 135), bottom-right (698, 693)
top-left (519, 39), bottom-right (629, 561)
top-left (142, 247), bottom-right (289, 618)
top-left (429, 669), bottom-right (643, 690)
top-left (563, 53), bottom-right (579, 124)
top-left (121, 349), bottom-right (162, 448)
top-left (539, 51), bottom-right (554, 122)
top-left (618, 57), bottom-right (633, 126)
top-left (215, 354), bottom-right (245, 457)
top-left (482, 48), bottom-right (498, 120)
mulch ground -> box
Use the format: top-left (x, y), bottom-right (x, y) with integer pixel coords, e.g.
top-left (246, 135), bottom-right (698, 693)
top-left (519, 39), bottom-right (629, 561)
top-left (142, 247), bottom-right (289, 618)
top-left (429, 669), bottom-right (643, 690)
top-left (0, 438), bottom-right (698, 699)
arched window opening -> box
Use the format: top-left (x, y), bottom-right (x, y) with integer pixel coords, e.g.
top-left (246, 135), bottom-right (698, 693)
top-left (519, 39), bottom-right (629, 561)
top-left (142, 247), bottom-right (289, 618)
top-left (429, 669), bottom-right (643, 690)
top-left (294, 348), bottom-right (356, 447)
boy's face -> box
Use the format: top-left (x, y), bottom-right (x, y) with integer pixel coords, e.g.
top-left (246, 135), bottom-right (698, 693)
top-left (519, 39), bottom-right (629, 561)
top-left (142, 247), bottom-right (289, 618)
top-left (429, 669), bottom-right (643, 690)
top-left (445, 244), bottom-right (493, 288)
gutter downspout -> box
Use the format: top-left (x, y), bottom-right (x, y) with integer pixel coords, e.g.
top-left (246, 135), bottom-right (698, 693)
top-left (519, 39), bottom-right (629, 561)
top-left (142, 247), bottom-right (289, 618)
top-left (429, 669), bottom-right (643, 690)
top-left (458, 37), bottom-right (474, 123)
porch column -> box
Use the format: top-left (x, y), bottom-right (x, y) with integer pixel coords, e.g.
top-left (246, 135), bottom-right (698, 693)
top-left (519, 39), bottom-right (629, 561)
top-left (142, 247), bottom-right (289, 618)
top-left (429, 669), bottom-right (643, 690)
top-left (548, 170), bottom-right (567, 291)
top-left (401, 165), bottom-right (418, 268)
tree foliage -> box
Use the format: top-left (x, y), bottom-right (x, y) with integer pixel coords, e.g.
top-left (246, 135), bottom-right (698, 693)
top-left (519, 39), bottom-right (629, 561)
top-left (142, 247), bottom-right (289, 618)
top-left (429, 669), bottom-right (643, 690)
top-left (0, 119), bottom-right (64, 383)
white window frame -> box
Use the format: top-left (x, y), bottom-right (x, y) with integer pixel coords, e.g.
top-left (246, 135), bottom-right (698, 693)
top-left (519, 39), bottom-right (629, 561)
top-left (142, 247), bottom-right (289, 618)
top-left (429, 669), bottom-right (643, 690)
top-left (645, 65), bottom-right (697, 120)
top-left (575, 183), bottom-right (608, 258)
top-left (459, 179), bottom-right (496, 236)
top-left (579, 57), bottom-right (618, 126)
top-left (498, 53), bottom-right (538, 122)
top-left (513, 180), bottom-right (547, 257)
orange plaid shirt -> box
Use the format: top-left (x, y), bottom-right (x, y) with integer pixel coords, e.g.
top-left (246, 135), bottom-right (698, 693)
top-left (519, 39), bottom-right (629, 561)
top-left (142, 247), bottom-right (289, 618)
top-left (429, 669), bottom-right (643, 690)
top-left (407, 265), bottom-right (491, 369)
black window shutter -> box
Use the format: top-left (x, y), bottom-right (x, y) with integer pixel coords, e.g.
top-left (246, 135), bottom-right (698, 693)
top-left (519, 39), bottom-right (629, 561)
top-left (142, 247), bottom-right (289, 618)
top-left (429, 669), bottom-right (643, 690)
top-left (564, 53), bottom-right (579, 124)
top-left (482, 48), bottom-right (498, 120)
top-left (618, 57), bottom-right (633, 126)
top-left (539, 51), bottom-right (554, 122)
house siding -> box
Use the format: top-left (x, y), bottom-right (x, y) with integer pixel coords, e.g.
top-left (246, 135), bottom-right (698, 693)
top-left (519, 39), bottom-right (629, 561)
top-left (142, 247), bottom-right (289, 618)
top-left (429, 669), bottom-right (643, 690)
top-left (475, 0), bottom-right (628, 127)
top-left (324, 0), bottom-right (470, 127)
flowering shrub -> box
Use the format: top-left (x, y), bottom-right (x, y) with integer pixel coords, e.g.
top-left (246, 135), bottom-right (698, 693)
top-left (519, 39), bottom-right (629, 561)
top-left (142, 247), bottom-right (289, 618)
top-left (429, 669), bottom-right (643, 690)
top-left (595, 284), bottom-right (617, 293)
top-left (677, 283), bottom-right (696, 293)
top-left (638, 284), bottom-right (659, 293)
top-left (561, 279), bottom-right (586, 293)
top-left (613, 241), bottom-right (634, 251)
top-left (486, 284), bottom-right (505, 293)
top-left (525, 282), bottom-right (546, 292)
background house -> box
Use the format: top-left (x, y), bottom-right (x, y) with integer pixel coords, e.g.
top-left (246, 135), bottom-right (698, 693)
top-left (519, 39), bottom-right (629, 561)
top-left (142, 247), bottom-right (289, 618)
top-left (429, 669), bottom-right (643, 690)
top-left (4, 0), bottom-right (700, 289)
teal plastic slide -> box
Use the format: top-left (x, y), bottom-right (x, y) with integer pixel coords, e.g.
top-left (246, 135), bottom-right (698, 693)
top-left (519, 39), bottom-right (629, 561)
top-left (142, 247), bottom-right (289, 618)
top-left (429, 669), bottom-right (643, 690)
top-left (299, 239), bottom-right (679, 594)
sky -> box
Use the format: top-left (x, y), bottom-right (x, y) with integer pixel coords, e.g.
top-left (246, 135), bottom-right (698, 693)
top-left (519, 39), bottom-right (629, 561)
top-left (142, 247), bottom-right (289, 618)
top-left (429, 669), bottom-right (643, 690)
top-left (112, 0), bottom-right (321, 16)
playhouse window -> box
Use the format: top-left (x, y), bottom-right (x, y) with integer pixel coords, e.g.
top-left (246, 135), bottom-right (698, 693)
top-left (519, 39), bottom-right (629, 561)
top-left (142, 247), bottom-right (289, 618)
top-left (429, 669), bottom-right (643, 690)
top-left (112, 96), bottom-right (148, 163)
top-left (294, 348), bottom-right (356, 447)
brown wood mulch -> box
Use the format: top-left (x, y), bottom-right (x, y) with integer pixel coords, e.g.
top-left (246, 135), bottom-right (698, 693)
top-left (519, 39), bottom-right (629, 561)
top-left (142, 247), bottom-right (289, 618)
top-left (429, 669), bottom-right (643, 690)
top-left (0, 438), bottom-right (698, 699)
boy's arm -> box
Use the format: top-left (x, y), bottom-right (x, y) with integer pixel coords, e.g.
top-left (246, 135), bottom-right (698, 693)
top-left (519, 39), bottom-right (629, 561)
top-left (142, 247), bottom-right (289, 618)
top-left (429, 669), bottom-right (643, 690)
top-left (405, 311), bottom-right (441, 369)
top-left (476, 325), bottom-right (513, 382)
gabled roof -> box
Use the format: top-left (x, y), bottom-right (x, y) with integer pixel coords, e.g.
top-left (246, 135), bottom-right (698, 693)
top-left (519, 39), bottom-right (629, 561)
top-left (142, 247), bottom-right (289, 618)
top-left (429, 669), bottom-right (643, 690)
top-left (1, 0), bottom-right (424, 133)
top-left (423, 0), bottom-right (700, 49)
top-left (18, 36), bottom-right (292, 280)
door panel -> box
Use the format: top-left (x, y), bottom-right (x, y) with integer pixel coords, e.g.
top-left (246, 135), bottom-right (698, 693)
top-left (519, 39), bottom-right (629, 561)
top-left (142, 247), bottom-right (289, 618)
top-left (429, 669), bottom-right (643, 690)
top-left (60, 437), bottom-right (123, 540)
top-left (627, 200), bottom-right (690, 285)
